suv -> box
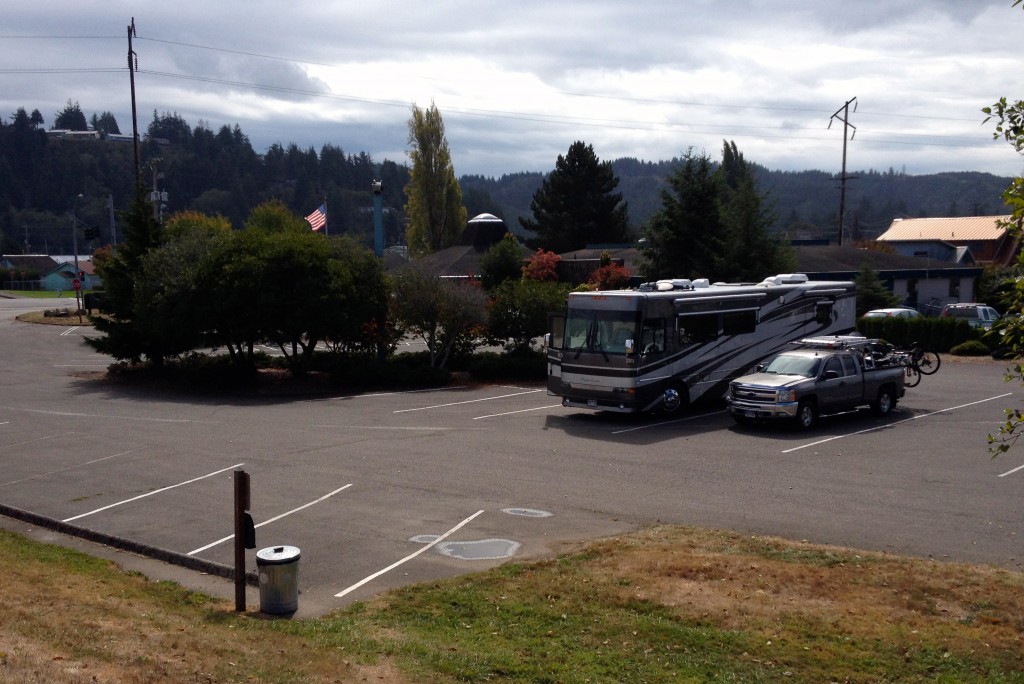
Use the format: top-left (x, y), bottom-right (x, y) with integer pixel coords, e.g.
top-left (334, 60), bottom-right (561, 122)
top-left (941, 303), bottom-right (1001, 329)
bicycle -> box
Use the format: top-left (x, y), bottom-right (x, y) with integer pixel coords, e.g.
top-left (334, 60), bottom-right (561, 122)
top-left (890, 350), bottom-right (922, 388)
top-left (908, 342), bottom-right (941, 376)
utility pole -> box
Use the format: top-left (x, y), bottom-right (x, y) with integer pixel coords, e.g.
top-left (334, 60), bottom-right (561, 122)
top-left (127, 18), bottom-right (140, 187)
top-left (828, 97), bottom-right (857, 246)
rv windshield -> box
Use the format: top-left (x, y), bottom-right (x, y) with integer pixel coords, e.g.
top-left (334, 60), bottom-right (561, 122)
top-left (763, 354), bottom-right (821, 378)
top-left (565, 309), bottom-right (638, 356)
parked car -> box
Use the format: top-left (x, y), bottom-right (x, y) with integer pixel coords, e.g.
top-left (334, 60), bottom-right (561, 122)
top-left (940, 303), bottom-right (1001, 329)
top-left (861, 307), bottom-right (921, 319)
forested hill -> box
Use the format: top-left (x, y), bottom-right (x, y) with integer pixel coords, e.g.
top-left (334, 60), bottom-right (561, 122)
top-left (0, 107), bottom-right (1015, 255)
top-left (461, 160), bottom-right (1015, 242)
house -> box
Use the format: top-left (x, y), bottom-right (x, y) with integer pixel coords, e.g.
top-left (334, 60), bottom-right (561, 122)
top-left (1, 255), bottom-right (98, 291)
top-left (876, 216), bottom-right (1019, 267)
top-left (409, 213), bottom-right (528, 277)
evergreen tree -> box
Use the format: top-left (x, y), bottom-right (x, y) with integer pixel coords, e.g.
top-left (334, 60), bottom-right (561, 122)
top-left (86, 182), bottom-right (166, 363)
top-left (718, 141), bottom-right (795, 281)
top-left (478, 233), bottom-right (527, 290)
top-left (640, 149), bottom-right (724, 281)
top-left (404, 103), bottom-right (466, 256)
top-left (53, 100), bottom-right (87, 131)
top-left (519, 141), bottom-right (629, 253)
top-left (854, 264), bottom-right (900, 315)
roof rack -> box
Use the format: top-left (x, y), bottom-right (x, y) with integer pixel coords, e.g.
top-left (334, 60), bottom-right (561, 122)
top-left (794, 335), bottom-right (877, 350)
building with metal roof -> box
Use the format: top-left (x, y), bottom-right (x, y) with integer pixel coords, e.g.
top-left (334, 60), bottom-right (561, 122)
top-left (876, 216), bottom-right (1018, 266)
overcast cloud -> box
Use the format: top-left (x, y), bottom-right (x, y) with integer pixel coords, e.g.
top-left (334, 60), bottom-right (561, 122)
top-left (2, 1), bottom-right (1023, 179)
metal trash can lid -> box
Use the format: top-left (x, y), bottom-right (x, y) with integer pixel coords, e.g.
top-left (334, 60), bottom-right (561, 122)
top-left (256, 545), bottom-right (301, 565)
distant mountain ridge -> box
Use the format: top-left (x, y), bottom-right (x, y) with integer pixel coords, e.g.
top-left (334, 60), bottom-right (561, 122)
top-left (460, 161), bottom-right (1014, 242)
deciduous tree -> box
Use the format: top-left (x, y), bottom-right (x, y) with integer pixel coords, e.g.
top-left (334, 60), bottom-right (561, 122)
top-left (404, 103), bottom-right (466, 256)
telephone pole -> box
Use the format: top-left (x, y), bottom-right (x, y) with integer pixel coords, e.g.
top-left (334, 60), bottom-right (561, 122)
top-left (128, 18), bottom-right (141, 187)
top-left (828, 97), bottom-right (858, 246)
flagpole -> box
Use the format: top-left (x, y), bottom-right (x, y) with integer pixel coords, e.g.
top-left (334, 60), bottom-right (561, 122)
top-left (323, 197), bottom-right (328, 237)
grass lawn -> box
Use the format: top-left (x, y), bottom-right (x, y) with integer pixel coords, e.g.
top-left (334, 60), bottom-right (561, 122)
top-left (2, 525), bottom-right (1023, 683)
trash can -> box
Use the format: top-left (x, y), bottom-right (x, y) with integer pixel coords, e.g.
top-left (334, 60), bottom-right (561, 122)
top-left (256, 545), bottom-right (301, 614)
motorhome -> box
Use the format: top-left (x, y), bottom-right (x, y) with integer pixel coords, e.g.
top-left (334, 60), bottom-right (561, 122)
top-left (545, 273), bottom-right (856, 413)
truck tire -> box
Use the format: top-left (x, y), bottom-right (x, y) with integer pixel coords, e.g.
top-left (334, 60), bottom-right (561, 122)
top-left (871, 386), bottom-right (896, 416)
top-left (795, 399), bottom-right (817, 430)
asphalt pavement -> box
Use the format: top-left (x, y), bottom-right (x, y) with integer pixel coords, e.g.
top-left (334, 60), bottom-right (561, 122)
top-left (2, 294), bottom-right (1022, 618)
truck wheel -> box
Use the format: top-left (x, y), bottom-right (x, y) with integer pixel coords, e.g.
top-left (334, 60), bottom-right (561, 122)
top-left (795, 399), bottom-right (817, 430)
top-left (871, 386), bottom-right (896, 416)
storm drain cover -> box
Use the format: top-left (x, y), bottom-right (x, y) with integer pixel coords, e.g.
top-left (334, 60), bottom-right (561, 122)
top-left (501, 507), bottom-right (553, 518)
top-left (408, 536), bottom-right (521, 560)
top-left (436, 538), bottom-right (521, 560)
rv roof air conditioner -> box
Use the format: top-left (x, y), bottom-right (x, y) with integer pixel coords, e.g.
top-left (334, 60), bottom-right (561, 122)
top-left (759, 273), bottom-right (809, 286)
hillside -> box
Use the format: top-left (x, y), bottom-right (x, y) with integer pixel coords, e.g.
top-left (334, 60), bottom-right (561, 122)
top-left (460, 162), bottom-right (1014, 242)
top-left (0, 109), bottom-right (1015, 254)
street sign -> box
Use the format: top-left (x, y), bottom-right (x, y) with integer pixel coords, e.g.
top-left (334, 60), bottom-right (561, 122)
top-left (72, 279), bottom-right (81, 291)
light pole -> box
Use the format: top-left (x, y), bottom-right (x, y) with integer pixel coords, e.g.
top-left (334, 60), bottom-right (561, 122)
top-left (71, 194), bottom-right (83, 314)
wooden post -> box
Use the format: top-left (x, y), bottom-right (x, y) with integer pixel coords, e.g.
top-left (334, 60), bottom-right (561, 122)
top-left (233, 469), bottom-right (250, 612)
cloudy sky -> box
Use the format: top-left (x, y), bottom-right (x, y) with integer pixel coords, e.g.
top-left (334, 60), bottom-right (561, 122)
top-left (3, 1), bottom-right (1023, 179)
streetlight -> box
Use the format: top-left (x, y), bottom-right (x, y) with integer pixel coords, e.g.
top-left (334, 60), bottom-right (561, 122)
top-left (70, 194), bottom-right (83, 315)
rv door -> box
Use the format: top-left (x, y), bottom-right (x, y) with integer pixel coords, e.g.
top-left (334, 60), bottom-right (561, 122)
top-left (546, 312), bottom-right (566, 395)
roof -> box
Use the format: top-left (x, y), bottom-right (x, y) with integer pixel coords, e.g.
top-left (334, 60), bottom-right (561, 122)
top-left (1, 255), bottom-right (60, 274)
top-left (877, 216), bottom-right (1012, 242)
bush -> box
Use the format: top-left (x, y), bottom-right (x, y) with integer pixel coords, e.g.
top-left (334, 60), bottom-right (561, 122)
top-left (469, 349), bottom-right (546, 382)
top-left (856, 316), bottom-right (977, 352)
top-left (949, 340), bottom-right (990, 356)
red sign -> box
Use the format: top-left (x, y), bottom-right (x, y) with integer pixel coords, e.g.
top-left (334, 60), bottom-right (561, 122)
top-left (72, 279), bottom-right (81, 291)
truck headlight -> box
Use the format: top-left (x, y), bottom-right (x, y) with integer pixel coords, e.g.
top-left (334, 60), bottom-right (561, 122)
top-left (777, 389), bottom-right (797, 403)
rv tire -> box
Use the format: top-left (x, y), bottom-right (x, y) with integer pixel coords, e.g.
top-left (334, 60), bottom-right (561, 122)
top-left (660, 384), bottom-right (687, 414)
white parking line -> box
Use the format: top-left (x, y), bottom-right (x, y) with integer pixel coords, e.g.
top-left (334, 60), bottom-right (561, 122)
top-left (0, 449), bottom-right (137, 488)
top-left (62, 462), bottom-right (244, 523)
top-left (611, 410), bottom-right (728, 434)
top-left (187, 483), bottom-right (353, 555)
top-left (998, 463), bottom-right (1024, 478)
top-left (393, 389), bottom-right (543, 413)
top-left (334, 509), bottom-right (485, 599)
top-left (781, 393), bottom-right (1013, 454)
top-left (474, 404), bottom-right (564, 419)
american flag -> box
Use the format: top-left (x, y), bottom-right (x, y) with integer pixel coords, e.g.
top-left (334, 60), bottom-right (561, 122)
top-left (305, 203), bottom-right (327, 231)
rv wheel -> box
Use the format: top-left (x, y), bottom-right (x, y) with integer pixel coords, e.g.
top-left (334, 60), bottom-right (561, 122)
top-left (661, 385), bottom-right (687, 413)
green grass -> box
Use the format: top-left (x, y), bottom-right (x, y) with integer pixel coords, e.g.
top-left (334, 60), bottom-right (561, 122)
top-left (4, 520), bottom-right (1024, 683)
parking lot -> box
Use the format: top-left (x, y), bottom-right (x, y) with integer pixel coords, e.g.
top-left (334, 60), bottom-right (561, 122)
top-left (2, 296), bottom-right (1023, 617)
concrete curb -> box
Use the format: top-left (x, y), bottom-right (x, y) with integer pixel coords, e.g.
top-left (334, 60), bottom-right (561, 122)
top-left (0, 502), bottom-right (259, 587)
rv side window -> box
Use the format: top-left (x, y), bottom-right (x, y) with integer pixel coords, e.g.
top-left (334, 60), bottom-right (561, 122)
top-left (815, 302), bottom-right (833, 325)
top-left (722, 310), bottom-right (757, 335)
top-left (679, 313), bottom-right (718, 343)
top-left (639, 318), bottom-right (666, 353)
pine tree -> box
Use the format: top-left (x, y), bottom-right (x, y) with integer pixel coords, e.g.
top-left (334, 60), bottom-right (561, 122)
top-left (640, 149), bottom-right (724, 281)
top-left (519, 141), bottom-right (629, 253)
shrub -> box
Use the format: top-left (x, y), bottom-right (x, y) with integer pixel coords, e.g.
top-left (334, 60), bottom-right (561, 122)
top-left (469, 349), bottom-right (546, 382)
top-left (949, 340), bottom-right (990, 356)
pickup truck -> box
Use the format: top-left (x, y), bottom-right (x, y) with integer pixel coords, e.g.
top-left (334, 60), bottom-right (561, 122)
top-left (726, 338), bottom-right (905, 429)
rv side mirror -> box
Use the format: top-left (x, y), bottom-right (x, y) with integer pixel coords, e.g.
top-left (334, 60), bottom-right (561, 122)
top-left (624, 338), bottom-right (634, 354)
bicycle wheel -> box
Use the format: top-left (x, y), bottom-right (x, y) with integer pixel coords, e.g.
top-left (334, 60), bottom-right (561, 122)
top-left (904, 365), bottom-right (921, 388)
top-left (915, 350), bottom-right (941, 375)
